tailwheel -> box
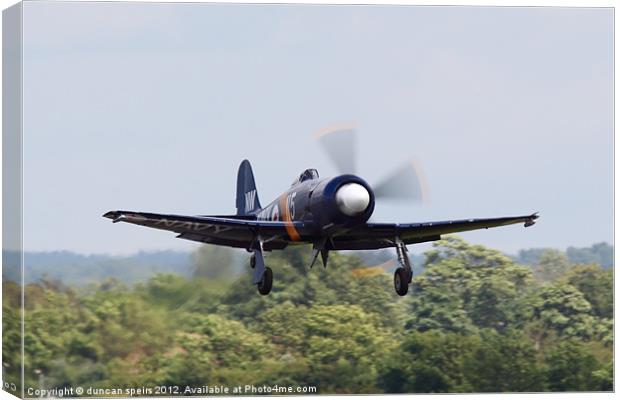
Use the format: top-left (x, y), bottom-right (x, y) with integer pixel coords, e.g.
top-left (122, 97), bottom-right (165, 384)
top-left (394, 267), bottom-right (409, 296)
top-left (257, 267), bottom-right (273, 295)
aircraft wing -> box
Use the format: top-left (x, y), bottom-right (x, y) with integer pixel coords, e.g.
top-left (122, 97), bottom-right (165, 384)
top-left (331, 213), bottom-right (539, 250)
top-left (102, 210), bottom-right (311, 250)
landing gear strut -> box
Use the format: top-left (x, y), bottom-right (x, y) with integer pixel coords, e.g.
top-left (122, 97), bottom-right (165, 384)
top-left (250, 240), bottom-right (273, 295)
top-left (393, 237), bottom-right (413, 296)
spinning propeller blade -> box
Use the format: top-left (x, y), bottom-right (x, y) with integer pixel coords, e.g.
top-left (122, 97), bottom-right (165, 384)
top-left (314, 124), bottom-right (429, 202)
top-left (373, 160), bottom-right (428, 201)
top-left (314, 124), bottom-right (358, 174)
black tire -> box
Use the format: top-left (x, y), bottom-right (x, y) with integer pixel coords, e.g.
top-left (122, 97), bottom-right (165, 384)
top-left (394, 267), bottom-right (409, 296)
top-left (250, 254), bottom-right (256, 269)
top-left (257, 267), bottom-right (273, 295)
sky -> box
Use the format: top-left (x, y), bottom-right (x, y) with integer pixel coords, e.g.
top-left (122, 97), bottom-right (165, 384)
top-left (17, 2), bottom-right (613, 255)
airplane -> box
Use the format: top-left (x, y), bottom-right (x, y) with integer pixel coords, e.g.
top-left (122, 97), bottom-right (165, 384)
top-left (103, 127), bottom-right (539, 296)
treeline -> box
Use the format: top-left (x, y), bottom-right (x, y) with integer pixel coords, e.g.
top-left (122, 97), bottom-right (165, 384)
top-left (2, 250), bottom-right (194, 286)
top-left (2, 236), bottom-right (613, 394)
top-left (515, 242), bottom-right (613, 269)
top-left (3, 242), bottom-right (611, 287)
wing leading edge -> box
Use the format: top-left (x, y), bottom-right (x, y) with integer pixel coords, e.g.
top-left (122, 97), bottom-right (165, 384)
top-left (331, 213), bottom-right (539, 250)
top-left (102, 210), bottom-right (312, 250)
top-left (104, 210), bottom-right (538, 251)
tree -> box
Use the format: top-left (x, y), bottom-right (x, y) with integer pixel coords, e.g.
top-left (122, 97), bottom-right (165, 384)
top-left (378, 331), bottom-right (476, 393)
top-left (463, 330), bottom-right (545, 392)
top-left (220, 246), bottom-right (407, 330)
top-left (515, 247), bottom-right (551, 266)
top-left (9, 238), bottom-right (613, 394)
top-left (544, 340), bottom-right (600, 391)
top-left (592, 361), bottom-right (613, 391)
top-left (153, 313), bottom-right (275, 387)
top-left (191, 244), bottom-right (238, 279)
top-left (529, 283), bottom-right (597, 340)
top-left (515, 243), bottom-right (614, 270)
top-left (566, 242), bottom-right (613, 269)
top-left (407, 236), bottom-right (533, 334)
top-left (531, 249), bottom-right (572, 283)
top-left (257, 303), bottom-right (397, 393)
top-left (563, 264), bottom-right (612, 318)
top-left (424, 236), bottom-right (516, 269)
top-left (2, 302), bottom-right (22, 387)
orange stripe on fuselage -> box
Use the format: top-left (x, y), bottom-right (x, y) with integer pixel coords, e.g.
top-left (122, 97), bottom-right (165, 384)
top-left (279, 194), bottom-right (301, 241)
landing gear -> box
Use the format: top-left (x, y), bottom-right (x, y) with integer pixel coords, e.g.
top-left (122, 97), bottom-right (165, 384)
top-left (257, 267), bottom-right (273, 295)
top-left (394, 267), bottom-right (409, 296)
top-left (250, 240), bottom-right (273, 295)
top-left (393, 237), bottom-right (413, 296)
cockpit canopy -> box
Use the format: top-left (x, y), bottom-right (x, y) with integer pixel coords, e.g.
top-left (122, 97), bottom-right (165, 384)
top-left (292, 168), bottom-right (319, 186)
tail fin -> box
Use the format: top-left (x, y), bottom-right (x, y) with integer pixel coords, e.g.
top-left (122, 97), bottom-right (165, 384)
top-left (236, 159), bottom-right (262, 216)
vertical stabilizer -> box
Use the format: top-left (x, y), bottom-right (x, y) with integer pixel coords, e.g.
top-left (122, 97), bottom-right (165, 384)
top-left (236, 160), bottom-right (262, 216)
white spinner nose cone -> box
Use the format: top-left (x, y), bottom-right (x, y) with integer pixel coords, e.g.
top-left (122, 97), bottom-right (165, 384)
top-left (336, 183), bottom-right (370, 216)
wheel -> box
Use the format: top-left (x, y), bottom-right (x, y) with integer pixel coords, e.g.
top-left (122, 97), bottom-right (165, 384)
top-left (257, 267), bottom-right (273, 295)
top-left (394, 267), bottom-right (409, 296)
top-left (250, 254), bottom-right (256, 269)
top-left (406, 268), bottom-right (413, 283)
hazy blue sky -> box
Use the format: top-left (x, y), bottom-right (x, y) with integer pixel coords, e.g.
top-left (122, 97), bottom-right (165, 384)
top-left (20, 3), bottom-right (612, 255)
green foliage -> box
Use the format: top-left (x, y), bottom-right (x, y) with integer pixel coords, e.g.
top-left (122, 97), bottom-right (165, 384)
top-left (566, 242), bottom-right (613, 269)
top-left (564, 264), bottom-right (613, 318)
top-left (407, 236), bottom-right (533, 334)
top-left (191, 245), bottom-right (239, 279)
top-left (2, 296), bottom-right (22, 386)
top-left (218, 246), bottom-right (406, 329)
top-left (257, 303), bottom-right (397, 393)
top-left (5, 250), bottom-right (193, 286)
top-left (153, 313), bottom-right (275, 387)
top-left (592, 361), bottom-right (614, 391)
top-left (529, 283), bottom-right (598, 340)
top-left (378, 331), bottom-right (477, 393)
top-left (515, 242), bottom-right (613, 269)
top-left (136, 273), bottom-right (226, 314)
top-left (532, 249), bottom-right (572, 282)
top-left (515, 247), bottom-right (550, 266)
top-left (544, 340), bottom-right (600, 391)
top-left (4, 236), bottom-right (613, 394)
top-left (463, 330), bottom-right (545, 392)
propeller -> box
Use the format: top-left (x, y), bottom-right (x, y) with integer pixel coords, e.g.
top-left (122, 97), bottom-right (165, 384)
top-left (315, 123), bottom-right (358, 175)
top-left (314, 125), bottom-right (428, 202)
top-left (374, 160), bottom-right (428, 201)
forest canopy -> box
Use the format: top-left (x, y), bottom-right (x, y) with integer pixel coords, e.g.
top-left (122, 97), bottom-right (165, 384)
top-left (2, 236), bottom-right (613, 394)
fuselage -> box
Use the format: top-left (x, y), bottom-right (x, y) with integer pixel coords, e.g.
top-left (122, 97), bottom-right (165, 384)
top-left (256, 172), bottom-right (376, 242)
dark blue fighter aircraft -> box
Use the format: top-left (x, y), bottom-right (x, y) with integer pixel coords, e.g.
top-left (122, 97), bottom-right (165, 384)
top-left (104, 128), bottom-right (538, 296)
